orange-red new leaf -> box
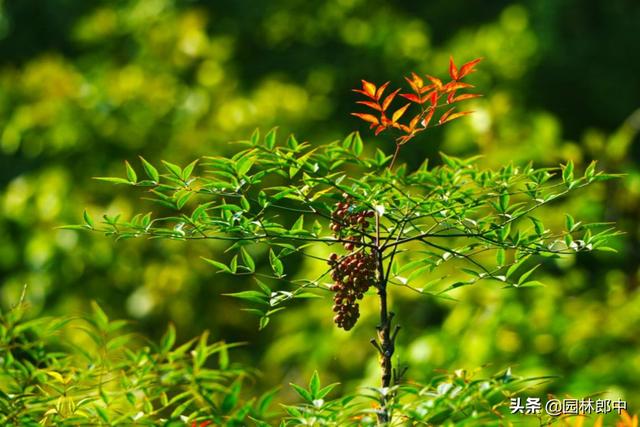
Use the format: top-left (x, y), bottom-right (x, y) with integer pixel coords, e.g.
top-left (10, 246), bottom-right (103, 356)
top-left (361, 80), bottom-right (377, 98)
top-left (442, 81), bottom-right (474, 93)
top-left (391, 103), bottom-right (411, 123)
top-left (382, 88), bottom-right (401, 111)
top-left (438, 107), bottom-right (456, 125)
top-left (441, 110), bottom-right (474, 124)
top-left (449, 56), bottom-right (459, 80)
top-left (356, 100), bottom-right (382, 111)
top-left (374, 125), bottom-right (386, 135)
top-left (426, 75), bottom-right (443, 90)
top-left (451, 93), bottom-right (482, 103)
top-left (427, 90), bottom-right (438, 106)
top-left (458, 58), bottom-right (483, 79)
top-left (409, 113), bottom-right (421, 130)
top-left (399, 93), bottom-right (422, 104)
top-left (421, 107), bottom-right (435, 128)
top-left (351, 112), bottom-right (380, 125)
top-left (405, 72), bottom-right (424, 93)
top-left (375, 82), bottom-right (390, 101)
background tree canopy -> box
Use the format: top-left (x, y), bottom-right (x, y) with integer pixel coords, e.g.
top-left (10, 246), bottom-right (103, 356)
top-left (1, 0), bottom-right (639, 417)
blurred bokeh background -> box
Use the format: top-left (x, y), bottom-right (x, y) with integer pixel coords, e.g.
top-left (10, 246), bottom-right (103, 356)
top-left (1, 0), bottom-right (639, 413)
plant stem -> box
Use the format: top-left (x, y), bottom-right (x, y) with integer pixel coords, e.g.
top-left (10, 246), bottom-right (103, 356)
top-left (374, 212), bottom-right (398, 424)
top-left (388, 143), bottom-right (402, 170)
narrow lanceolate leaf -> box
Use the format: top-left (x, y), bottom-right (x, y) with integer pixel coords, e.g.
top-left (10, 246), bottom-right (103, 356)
top-left (161, 160), bottom-right (183, 179)
top-left (458, 57), bottom-right (483, 79)
top-left (265, 127), bottom-right (277, 149)
top-left (399, 93), bottom-right (422, 104)
top-left (421, 107), bottom-right (435, 128)
top-left (181, 159), bottom-right (198, 181)
top-left (224, 291), bottom-right (268, 305)
top-left (356, 100), bottom-right (382, 111)
top-left (449, 56), bottom-right (459, 80)
top-left (392, 103), bottom-right (411, 123)
top-left (426, 75), bottom-right (443, 90)
top-left (240, 247), bottom-right (255, 271)
top-left (351, 113), bottom-right (379, 125)
top-left (125, 161), bottom-right (137, 183)
top-left (202, 257), bottom-right (231, 273)
top-left (442, 81), bottom-right (474, 93)
top-left (361, 80), bottom-right (377, 98)
top-left (375, 81), bottom-right (390, 100)
top-left (83, 210), bottom-right (94, 228)
top-left (440, 110), bottom-right (474, 124)
top-left (269, 249), bottom-right (284, 277)
top-left (563, 161), bottom-right (574, 184)
top-left (139, 156), bottom-right (159, 182)
top-left (451, 93), bottom-right (482, 103)
top-left (94, 177), bottom-right (131, 185)
top-left (382, 88), bottom-right (401, 111)
top-left (438, 107), bottom-right (456, 125)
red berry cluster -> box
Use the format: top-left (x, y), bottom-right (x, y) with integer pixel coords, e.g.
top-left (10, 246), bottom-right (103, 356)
top-left (328, 251), bottom-right (376, 330)
top-left (328, 194), bottom-right (377, 331)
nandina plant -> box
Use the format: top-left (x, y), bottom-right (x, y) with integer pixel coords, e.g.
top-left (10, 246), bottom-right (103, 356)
top-left (72, 57), bottom-right (619, 424)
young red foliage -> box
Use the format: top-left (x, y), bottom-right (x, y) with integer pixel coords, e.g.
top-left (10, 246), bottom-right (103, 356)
top-left (351, 56), bottom-right (483, 149)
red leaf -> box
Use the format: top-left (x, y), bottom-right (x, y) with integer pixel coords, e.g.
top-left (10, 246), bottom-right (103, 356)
top-left (361, 80), bottom-right (377, 98)
top-left (449, 56), bottom-right (459, 80)
top-left (356, 100), bottom-right (382, 111)
top-left (441, 110), bottom-right (474, 124)
top-left (351, 112), bottom-right (380, 125)
top-left (438, 107), bottom-right (456, 125)
top-left (427, 90), bottom-right (438, 106)
top-left (382, 88), bottom-right (401, 111)
top-left (419, 84), bottom-right (436, 94)
top-left (447, 91), bottom-right (456, 104)
top-left (409, 113), bottom-right (421, 130)
top-left (374, 125), bottom-right (386, 135)
top-left (458, 58), bottom-right (483, 79)
top-left (375, 82), bottom-right (390, 101)
top-left (399, 93), bottom-right (422, 104)
top-left (404, 72), bottom-right (424, 93)
top-left (442, 81), bottom-right (474, 93)
top-left (421, 107), bottom-right (435, 128)
top-left (425, 75), bottom-right (443, 90)
top-left (391, 103), bottom-right (411, 123)
top-left (451, 93), bottom-right (482, 103)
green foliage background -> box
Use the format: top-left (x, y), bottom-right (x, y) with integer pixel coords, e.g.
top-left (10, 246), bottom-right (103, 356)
top-left (1, 0), bottom-right (639, 418)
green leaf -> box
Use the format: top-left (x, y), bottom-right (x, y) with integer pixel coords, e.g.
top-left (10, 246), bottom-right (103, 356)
top-left (139, 156), bottom-right (159, 182)
top-left (265, 127), bottom-right (277, 150)
top-left (83, 209), bottom-right (94, 228)
top-left (353, 132), bottom-right (363, 156)
top-left (224, 291), bottom-right (268, 304)
top-left (291, 215), bottom-right (304, 231)
top-left (160, 323), bottom-right (176, 352)
top-left (236, 156), bottom-right (255, 176)
top-left (496, 248), bottom-right (506, 266)
top-left (162, 160), bottom-right (183, 179)
top-left (94, 177), bottom-right (131, 185)
top-left (529, 216), bottom-right (544, 236)
top-left (240, 248), bottom-right (255, 272)
top-left (269, 249), bottom-right (284, 277)
top-left (290, 383), bottom-right (312, 402)
top-left (562, 161), bottom-right (574, 184)
top-left (202, 257), bottom-right (232, 273)
top-left (125, 161), bottom-right (137, 183)
top-left (182, 159), bottom-right (198, 180)
top-left (498, 192), bottom-right (509, 212)
top-left (565, 214), bottom-right (575, 231)
top-left (517, 264), bottom-right (541, 285)
top-left (309, 371), bottom-right (321, 398)
top-left (287, 134), bottom-right (299, 149)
